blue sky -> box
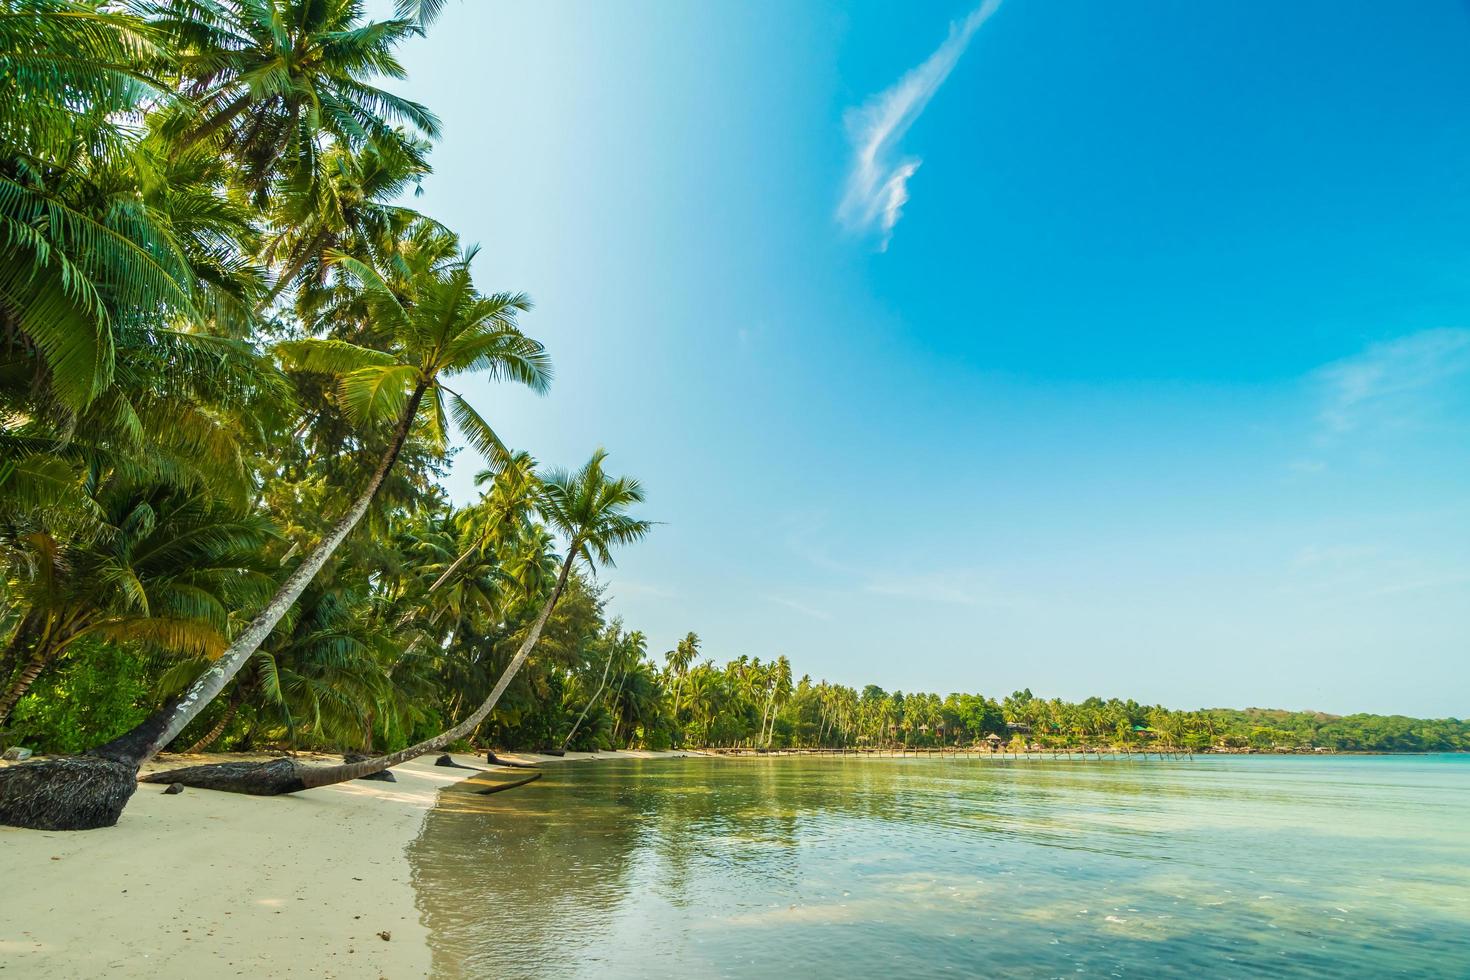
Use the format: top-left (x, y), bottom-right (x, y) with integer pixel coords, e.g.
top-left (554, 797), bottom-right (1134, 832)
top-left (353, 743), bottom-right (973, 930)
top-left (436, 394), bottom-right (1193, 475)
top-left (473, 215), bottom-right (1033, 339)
top-left (380, 0), bottom-right (1470, 716)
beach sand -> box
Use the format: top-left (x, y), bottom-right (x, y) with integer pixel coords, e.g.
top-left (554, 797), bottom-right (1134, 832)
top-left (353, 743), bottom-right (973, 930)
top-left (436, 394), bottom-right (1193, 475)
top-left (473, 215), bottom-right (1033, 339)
top-left (2, 752), bottom-right (490, 978)
top-left (1, 748), bottom-right (701, 978)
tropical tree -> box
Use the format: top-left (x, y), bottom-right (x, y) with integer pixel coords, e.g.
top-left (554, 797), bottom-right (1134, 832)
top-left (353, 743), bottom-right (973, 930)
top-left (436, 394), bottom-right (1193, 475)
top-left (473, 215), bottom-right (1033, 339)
top-left (561, 624), bottom-right (626, 751)
top-left (0, 247), bottom-right (548, 829)
top-left (663, 631), bottom-right (698, 738)
top-left (147, 0), bottom-right (439, 197)
top-left (143, 448), bottom-right (650, 793)
top-left (0, 485), bottom-right (275, 725)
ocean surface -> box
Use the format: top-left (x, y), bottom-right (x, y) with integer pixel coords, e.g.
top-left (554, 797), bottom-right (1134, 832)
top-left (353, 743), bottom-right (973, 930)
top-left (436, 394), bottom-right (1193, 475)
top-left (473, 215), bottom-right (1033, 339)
top-left (408, 754), bottom-right (1470, 978)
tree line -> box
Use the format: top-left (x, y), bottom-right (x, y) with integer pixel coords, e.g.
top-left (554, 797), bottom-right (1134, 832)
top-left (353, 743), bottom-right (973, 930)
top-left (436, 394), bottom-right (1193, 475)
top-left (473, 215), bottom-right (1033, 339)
top-left (534, 644), bottom-right (1469, 755)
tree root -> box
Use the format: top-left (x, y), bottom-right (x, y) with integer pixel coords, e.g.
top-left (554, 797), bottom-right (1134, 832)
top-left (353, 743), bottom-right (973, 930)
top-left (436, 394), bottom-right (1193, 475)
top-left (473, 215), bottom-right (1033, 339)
top-left (0, 756), bottom-right (138, 830)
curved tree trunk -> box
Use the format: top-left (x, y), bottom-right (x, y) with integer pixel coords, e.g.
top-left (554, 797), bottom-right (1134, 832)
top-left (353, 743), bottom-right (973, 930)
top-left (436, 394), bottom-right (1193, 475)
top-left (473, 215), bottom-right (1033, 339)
top-left (183, 695), bottom-right (241, 754)
top-left (0, 611), bottom-right (42, 691)
top-left (670, 672), bottom-right (685, 745)
top-left (0, 384), bottom-right (428, 831)
top-left (607, 668), bottom-right (629, 745)
top-left (562, 647), bottom-right (615, 751)
top-left (255, 229), bottom-right (327, 313)
top-left (143, 546), bottom-right (579, 796)
top-left (0, 647), bottom-right (52, 727)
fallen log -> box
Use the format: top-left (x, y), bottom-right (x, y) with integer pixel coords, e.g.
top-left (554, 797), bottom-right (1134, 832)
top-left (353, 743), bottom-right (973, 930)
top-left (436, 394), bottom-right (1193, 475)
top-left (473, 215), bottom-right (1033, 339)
top-left (344, 752), bottom-right (396, 782)
top-left (485, 751), bottom-right (539, 769)
top-left (472, 771), bottom-right (542, 795)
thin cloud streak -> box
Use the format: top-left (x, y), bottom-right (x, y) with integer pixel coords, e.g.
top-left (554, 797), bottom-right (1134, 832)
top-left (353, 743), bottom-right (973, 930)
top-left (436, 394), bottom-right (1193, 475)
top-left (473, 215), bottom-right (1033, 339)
top-left (1314, 328), bottom-right (1470, 435)
top-left (838, 0), bottom-right (1002, 250)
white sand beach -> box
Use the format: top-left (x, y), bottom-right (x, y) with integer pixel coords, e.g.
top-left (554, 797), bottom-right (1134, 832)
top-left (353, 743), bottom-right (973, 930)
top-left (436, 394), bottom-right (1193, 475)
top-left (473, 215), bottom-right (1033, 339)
top-left (0, 749), bottom-right (701, 978)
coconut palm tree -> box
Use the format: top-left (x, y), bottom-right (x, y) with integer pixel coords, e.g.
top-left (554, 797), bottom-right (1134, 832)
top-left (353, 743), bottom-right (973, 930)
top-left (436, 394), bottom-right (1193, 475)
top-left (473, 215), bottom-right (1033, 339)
top-left (255, 133), bottom-right (440, 311)
top-left (0, 484), bottom-right (276, 725)
top-left (597, 629), bottom-right (647, 748)
top-left (0, 1), bottom-right (163, 167)
top-left (760, 654), bottom-right (792, 747)
top-left (143, 448), bottom-right (650, 794)
top-left (0, 250), bottom-right (548, 830)
top-left (146, 0), bottom-right (439, 197)
top-left (561, 626), bottom-right (623, 751)
top-left (663, 631), bottom-right (698, 738)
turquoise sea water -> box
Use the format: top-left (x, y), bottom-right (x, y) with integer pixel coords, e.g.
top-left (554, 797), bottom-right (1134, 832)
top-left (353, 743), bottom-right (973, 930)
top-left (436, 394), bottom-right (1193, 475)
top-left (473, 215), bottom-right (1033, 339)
top-left (408, 755), bottom-right (1470, 978)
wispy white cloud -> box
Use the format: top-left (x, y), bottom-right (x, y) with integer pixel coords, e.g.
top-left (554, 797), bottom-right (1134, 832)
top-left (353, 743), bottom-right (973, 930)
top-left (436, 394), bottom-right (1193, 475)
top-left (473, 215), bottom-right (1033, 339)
top-left (837, 0), bottom-right (1002, 250)
top-left (1314, 328), bottom-right (1470, 435)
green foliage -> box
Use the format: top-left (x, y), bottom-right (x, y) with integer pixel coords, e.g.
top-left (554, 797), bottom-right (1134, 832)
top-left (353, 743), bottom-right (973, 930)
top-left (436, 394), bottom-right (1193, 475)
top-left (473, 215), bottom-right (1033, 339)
top-left (6, 640), bottom-right (151, 752)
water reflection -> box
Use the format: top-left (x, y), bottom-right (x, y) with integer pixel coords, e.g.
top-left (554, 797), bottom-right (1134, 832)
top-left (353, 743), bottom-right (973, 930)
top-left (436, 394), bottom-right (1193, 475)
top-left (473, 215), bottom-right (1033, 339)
top-left (409, 755), bottom-right (1470, 978)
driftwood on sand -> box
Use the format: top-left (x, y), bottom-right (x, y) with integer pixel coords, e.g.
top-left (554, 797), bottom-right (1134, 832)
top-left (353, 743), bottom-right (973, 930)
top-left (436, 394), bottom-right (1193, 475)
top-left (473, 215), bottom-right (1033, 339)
top-left (485, 751), bottom-right (539, 769)
top-left (471, 771), bottom-right (541, 794)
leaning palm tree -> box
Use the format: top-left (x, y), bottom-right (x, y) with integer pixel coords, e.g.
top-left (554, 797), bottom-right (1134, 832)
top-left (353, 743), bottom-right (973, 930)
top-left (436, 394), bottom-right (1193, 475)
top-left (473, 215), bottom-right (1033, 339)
top-left (143, 449), bottom-right (650, 793)
top-left (0, 252), bottom-right (549, 830)
top-left (562, 627), bottom-right (644, 751)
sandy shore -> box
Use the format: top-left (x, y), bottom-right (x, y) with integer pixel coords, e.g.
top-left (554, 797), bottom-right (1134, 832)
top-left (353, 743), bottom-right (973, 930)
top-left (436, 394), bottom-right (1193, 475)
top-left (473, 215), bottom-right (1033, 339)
top-left (0, 749), bottom-right (701, 978)
top-left (2, 751), bottom-right (486, 978)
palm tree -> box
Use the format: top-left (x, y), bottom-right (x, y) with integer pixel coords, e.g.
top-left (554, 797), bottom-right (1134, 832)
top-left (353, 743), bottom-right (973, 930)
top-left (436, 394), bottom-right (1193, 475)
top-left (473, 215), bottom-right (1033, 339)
top-left (0, 485), bottom-right (276, 725)
top-left (680, 664), bottom-right (720, 746)
top-left (561, 626), bottom-right (624, 751)
top-left (147, 0), bottom-right (439, 197)
top-left (760, 654), bottom-right (792, 747)
top-left (0, 251), bottom-right (548, 830)
top-left (256, 133), bottom-right (440, 311)
top-left (602, 630), bottom-right (646, 747)
top-left (143, 449), bottom-right (650, 794)
top-left (0, 2), bottom-right (163, 167)
top-left (664, 631), bottom-right (698, 740)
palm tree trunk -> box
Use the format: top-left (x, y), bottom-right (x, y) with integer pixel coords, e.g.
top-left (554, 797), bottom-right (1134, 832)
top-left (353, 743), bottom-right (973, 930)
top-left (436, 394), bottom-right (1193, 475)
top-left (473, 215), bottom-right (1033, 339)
top-left (183, 694), bottom-right (242, 754)
top-left (256, 229), bottom-right (328, 312)
top-left (172, 91), bottom-right (253, 155)
top-left (91, 382), bottom-right (429, 769)
top-left (562, 647), bottom-right (615, 751)
top-left (144, 545), bottom-right (580, 794)
top-left (0, 647), bottom-right (52, 726)
top-left (0, 610), bottom-right (42, 690)
top-left (607, 669), bottom-right (629, 745)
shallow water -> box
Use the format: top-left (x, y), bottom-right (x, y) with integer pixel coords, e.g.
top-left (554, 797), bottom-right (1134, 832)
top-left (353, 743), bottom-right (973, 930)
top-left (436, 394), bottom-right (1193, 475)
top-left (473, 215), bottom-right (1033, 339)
top-left (408, 755), bottom-right (1470, 978)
